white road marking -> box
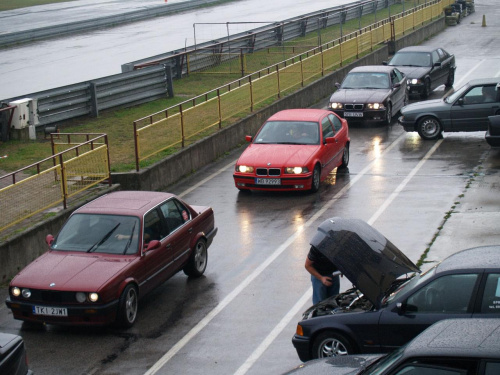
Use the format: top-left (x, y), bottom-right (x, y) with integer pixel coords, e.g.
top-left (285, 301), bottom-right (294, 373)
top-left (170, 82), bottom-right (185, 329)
top-left (144, 132), bottom-right (406, 375)
top-left (234, 138), bottom-right (443, 374)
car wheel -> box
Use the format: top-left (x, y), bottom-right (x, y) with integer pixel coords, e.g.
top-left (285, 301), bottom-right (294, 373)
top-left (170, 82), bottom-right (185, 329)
top-left (384, 103), bottom-right (392, 125)
top-left (183, 239), bottom-right (208, 277)
top-left (117, 284), bottom-right (138, 328)
top-left (310, 165), bottom-right (321, 193)
top-left (312, 331), bottom-right (353, 359)
top-left (445, 70), bottom-right (455, 88)
top-left (339, 144), bottom-right (349, 169)
top-left (417, 116), bottom-right (442, 140)
top-left (422, 78), bottom-right (431, 98)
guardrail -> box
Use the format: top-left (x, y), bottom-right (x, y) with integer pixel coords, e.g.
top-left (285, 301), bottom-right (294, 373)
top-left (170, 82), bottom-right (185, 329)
top-left (0, 133), bottom-right (111, 233)
top-left (132, 0), bottom-right (452, 171)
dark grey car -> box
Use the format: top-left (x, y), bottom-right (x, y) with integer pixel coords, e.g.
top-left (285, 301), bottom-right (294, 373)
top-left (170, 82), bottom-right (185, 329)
top-left (383, 46), bottom-right (456, 98)
top-left (328, 66), bottom-right (408, 126)
top-left (399, 78), bottom-right (500, 140)
top-left (291, 218), bottom-right (500, 362)
top-left (0, 332), bottom-right (33, 375)
top-left (286, 318), bottom-right (500, 374)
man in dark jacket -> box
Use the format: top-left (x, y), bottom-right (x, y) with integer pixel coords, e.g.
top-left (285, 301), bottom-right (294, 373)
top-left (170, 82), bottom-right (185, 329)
top-left (305, 245), bottom-right (340, 304)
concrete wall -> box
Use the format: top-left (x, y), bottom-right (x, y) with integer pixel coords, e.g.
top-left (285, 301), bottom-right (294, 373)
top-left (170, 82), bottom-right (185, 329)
top-left (0, 17), bottom-right (446, 283)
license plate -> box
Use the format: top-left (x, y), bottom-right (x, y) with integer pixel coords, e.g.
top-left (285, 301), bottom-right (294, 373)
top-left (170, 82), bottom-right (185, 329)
top-left (33, 306), bottom-right (68, 317)
top-left (344, 112), bottom-right (363, 117)
top-left (255, 178), bottom-right (281, 185)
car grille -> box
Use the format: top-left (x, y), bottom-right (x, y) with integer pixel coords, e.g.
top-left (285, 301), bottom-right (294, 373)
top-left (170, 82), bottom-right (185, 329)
top-left (345, 104), bottom-right (364, 110)
top-left (256, 168), bottom-right (281, 176)
top-left (16, 289), bottom-right (77, 304)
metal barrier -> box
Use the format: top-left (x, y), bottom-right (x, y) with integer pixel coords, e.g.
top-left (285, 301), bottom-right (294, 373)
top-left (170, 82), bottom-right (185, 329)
top-left (133, 0), bottom-right (452, 170)
top-left (0, 134), bottom-right (111, 233)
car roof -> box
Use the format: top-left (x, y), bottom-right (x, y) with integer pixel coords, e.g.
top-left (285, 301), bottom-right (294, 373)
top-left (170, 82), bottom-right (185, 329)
top-left (266, 109), bottom-right (331, 122)
top-left (75, 191), bottom-right (176, 216)
top-left (348, 65), bottom-right (394, 74)
top-left (396, 46), bottom-right (440, 53)
top-left (437, 245), bottom-right (500, 273)
top-left (466, 78), bottom-right (500, 87)
top-left (404, 318), bottom-right (500, 359)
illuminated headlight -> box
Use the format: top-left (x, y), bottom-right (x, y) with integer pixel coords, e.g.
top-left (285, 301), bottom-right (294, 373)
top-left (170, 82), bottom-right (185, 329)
top-left (11, 287), bottom-right (21, 297)
top-left (329, 102), bottom-right (343, 110)
top-left (367, 103), bottom-right (385, 110)
top-left (21, 289), bottom-right (31, 298)
top-left (236, 165), bottom-right (254, 173)
top-left (89, 293), bottom-right (99, 303)
top-left (408, 78), bottom-right (421, 85)
top-left (76, 292), bottom-right (87, 303)
top-left (285, 167), bottom-right (309, 174)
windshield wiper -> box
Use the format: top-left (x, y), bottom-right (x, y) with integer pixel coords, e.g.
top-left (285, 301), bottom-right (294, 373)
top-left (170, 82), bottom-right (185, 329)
top-left (86, 223), bottom-right (121, 253)
top-left (122, 222), bottom-right (136, 255)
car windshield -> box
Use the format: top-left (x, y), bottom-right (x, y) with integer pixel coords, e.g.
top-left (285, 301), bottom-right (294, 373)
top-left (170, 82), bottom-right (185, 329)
top-left (445, 83), bottom-right (471, 103)
top-left (52, 214), bottom-right (141, 255)
top-left (389, 52), bottom-right (432, 67)
top-left (341, 72), bottom-right (389, 89)
top-left (253, 120), bottom-right (320, 145)
top-left (382, 267), bottom-right (436, 306)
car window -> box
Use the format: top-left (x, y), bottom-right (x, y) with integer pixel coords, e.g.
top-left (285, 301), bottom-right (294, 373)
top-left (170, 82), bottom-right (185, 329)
top-left (406, 274), bottom-right (478, 313)
top-left (462, 86), bottom-right (498, 105)
top-left (328, 114), bottom-right (342, 132)
top-left (391, 71), bottom-right (399, 86)
top-left (159, 199), bottom-right (190, 233)
top-left (321, 117), bottom-right (334, 139)
top-left (480, 273), bottom-right (500, 313)
top-left (485, 361), bottom-right (500, 375)
top-left (437, 48), bottom-right (447, 60)
top-left (431, 50), bottom-right (439, 65)
top-left (144, 209), bottom-right (165, 242)
top-left (394, 68), bottom-right (404, 82)
top-left (392, 364), bottom-right (467, 375)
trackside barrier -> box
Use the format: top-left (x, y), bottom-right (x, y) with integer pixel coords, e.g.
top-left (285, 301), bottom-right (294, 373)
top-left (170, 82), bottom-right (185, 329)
top-left (0, 134), bottom-right (111, 233)
top-left (133, 0), bottom-right (452, 171)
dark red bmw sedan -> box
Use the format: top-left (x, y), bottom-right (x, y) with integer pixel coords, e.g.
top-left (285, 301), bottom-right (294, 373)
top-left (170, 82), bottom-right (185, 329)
top-left (233, 109), bottom-right (350, 192)
top-left (5, 191), bottom-right (217, 328)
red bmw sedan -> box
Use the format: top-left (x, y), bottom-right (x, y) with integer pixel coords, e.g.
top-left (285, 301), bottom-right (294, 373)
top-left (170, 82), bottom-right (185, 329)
top-left (233, 109), bottom-right (350, 192)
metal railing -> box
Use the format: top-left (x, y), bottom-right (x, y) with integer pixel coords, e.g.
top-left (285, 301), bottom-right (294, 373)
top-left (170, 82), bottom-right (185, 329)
top-left (132, 0), bottom-right (452, 171)
top-left (0, 133), bottom-right (111, 233)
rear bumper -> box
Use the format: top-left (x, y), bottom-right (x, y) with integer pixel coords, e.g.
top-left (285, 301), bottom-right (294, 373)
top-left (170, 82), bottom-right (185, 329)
top-left (5, 297), bottom-right (119, 326)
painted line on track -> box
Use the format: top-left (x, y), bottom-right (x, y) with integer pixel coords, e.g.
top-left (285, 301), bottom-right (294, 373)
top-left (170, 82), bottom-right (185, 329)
top-left (144, 132), bottom-right (407, 375)
top-left (233, 138), bottom-right (444, 375)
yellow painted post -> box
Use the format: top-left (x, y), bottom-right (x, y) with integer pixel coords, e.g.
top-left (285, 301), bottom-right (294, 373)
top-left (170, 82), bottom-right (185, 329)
top-left (482, 15), bottom-right (487, 27)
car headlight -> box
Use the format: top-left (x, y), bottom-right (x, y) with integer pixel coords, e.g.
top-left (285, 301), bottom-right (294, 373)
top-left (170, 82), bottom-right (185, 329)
top-left (329, 102), bottom-right (343, 110)
top-left (285, 167), bottom-right (309, 174)
top-left (76, 292), bottom-right (87, 303)
top-left (21, 289), bottom-right (31, 298)
top-left (89, 293), bottom-right (99, 302)
top-left (236, 165), bottom-right (254, 173)
top-left (367, 103), bottom-right (385, 110)
top-left (11, 287), bottom-right (21, 297)
top-left (408, 78), bottom-right (421, 85)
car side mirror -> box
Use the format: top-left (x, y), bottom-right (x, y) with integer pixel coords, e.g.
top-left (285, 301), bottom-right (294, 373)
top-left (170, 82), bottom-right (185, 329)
top-left (434, 62), bottom-right (442, 67)
top-left (396, 302), bottom-right (405, 315)
top-left (144, 240), bottom-right (161, 252)
top-left (382, 60), bottom-right (388, 66)
top-left (46, 234), bottom-right (54, 246)
top-left (245, 135), bottom-right (252, 142)
top-left (324, 137), bottom-right (337, 145)
top-left (335, 82), bottom-right (341, 89)
top-left (393, 82), bottom-right (401, 89)
top-left (458, 98), bottom-right (464, 106)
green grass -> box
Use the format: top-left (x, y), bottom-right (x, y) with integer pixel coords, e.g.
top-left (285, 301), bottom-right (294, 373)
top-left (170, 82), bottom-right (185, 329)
top-left (0, 0), bottom-right (424, 173)
top-left (0, 0), bottom-right (76, 12)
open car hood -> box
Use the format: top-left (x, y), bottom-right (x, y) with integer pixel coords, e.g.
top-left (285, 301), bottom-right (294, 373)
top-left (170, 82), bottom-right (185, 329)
top-left (310, 218), bottom-right (420, 307)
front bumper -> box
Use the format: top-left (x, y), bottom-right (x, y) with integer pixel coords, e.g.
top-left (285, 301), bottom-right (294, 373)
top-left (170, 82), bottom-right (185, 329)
top-left (332, 109), bottom-right (387, 124)
top-left (398, 116), bottom-right (416, 132)
top-left (292, 334), bottom-right (313, 362)
top-left (5, 296), bottom-right (119, 326)
top-left (485, 131), bottom-right (500, 147)
top-left (407, 83), bottom-right (425, 96)
top-left (233, 174), bottom-right (313, 191)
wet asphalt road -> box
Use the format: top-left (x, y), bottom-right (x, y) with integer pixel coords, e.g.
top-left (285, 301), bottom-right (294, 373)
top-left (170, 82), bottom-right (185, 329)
top-left (1, 1), bottom-right (500, 374)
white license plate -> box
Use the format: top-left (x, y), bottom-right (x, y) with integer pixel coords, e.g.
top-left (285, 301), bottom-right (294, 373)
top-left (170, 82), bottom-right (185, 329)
top-left (33, 306), bottom-right (68, 317)
top-left (255, 178), bottom-right (281, 185)
top-left (344, 112), bottom-right (363, 117)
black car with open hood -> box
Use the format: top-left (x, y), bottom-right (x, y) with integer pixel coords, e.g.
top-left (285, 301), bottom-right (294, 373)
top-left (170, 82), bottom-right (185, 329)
top-left (292, 218), bottom-right (500, 362)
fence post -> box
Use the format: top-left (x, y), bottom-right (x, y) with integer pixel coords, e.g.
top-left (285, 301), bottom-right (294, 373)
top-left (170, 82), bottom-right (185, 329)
top-left (59, 154), bottom-right (67, 209)
top-left (217, 89), bottom-right (222, 129)
top-left (276, 65), bottom-right (281, 98)
top-left (134, 121), bottom-right (140, 171)
top-left (164, 65), bottom-right (174, 97)
top-left (249, 76), bottom-right (254, 112)
top-left (89, 82), bottom-right (99, 118)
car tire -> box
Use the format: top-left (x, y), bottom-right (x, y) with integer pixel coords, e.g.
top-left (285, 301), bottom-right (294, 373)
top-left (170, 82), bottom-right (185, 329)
top-left (310, 165), bottom-right (321, 193)
top-left (384, 103), bottom-right (392, 125)
top-left (339, 144), bottom-right (349, 169)
top-left (312, 331), bottom-right (353, 359)
top-left (417, 116), bottom-right (442, 140)
top-left (445, 70), bottom-right (455, 88)
top-left (422, 78), bottom-right (431, 98)
top-left (183, 239), bottom-right (208, 277)
top-left (117, 284), bottom-right (138, 328)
